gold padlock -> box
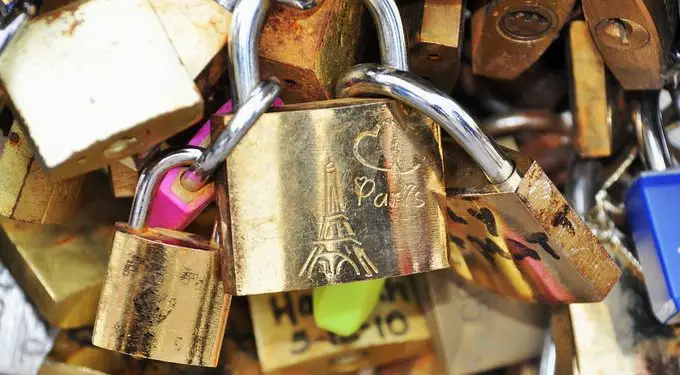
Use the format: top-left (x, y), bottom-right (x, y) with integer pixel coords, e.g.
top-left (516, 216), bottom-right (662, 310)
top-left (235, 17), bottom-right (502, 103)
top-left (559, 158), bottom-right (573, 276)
top-left (0, 0), bottom-right (204, 180)
top-left (402, 0), bottom-right (465, 93)
top-left (471, 0), bottom-right (576, 80)
top-left (249, 277), bottom-right (432, 374)
top-left (92, 148), bottom-right (230, 367)
top-left (259, 0), bottom-right (364, 103)
top-left (0, 173), bottom-right (128, 329)
top-left (0, 118), bottom-right (85, 224)
top-left (567, 21), bottom-right (629, 158)
top-left (212, 0), bottom-right (447, 295)
top-left (583, 0), bottom-right (677, 90)
top-left (415, 270), bottom-right (548, 375)
top-left (335, 64), bottom-right (621, 303)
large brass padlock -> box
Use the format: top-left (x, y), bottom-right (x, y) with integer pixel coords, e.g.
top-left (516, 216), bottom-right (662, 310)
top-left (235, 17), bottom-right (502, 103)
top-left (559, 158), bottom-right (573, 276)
top-left (567, 21), bottom-right (629, 158)
top-left (0, 118), bottom-right (85, 224)
top-left (402, 0), bottom-right (465, 93)
top-left (415, 270), bottom-right (548, 375)
top-left (249, 277), bottom-right (433, 374)
top-left (335, 64), bottom-right (621, 304)
top-left (471, 0), bottom-right (576, 80)
top-left (0, 0), bottom-right (204, 179)
top-left (212, 0), bottom-right (448, 295)
top-left (0, 173), bottom-right (128, 329)
top-left (259, 0), bottom-right (364, 103)
top-left (583, 0), bottom-right (677, 90)
top-left (92, 148), bottom-right (229, 367)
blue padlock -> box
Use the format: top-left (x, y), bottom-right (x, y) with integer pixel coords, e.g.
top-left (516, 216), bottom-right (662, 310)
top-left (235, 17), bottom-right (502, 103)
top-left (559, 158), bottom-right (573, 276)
top-left (625, 90), bottom-right (680, 324)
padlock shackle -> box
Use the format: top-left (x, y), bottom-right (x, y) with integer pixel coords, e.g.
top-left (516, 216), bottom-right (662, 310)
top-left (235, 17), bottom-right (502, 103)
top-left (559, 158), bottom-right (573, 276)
top-left (336, 63), bottom-right (515, 184)
top-left (129, 147), bottom-right (204, 229)
top-left (180, 79), bottom-right (282, 192)
top-left (362, 0), bottom-right (409, 70)
top-left (630, 91), bottom-right (675, 172)
top-left (564, 159), bottom-right (603, 218)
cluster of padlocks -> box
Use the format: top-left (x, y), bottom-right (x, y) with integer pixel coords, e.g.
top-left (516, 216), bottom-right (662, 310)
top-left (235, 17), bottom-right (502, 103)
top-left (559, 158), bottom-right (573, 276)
top-left (1, 0), bottom-right (679, 374)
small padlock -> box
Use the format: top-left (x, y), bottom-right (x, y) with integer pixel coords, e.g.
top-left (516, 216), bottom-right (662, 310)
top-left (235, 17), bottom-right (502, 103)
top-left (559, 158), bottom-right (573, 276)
top-left (415, 270), bottom-right (548, 375)
top-left (471, 0), bottom-right (575, 80)
top-left (625, 90), bottom-right (680, 325)
top-left (336, 64), bottom-right (621, 303)
top-left (0, 261), bottom-right (58, 375)
top-left (0, 0), bottom-right (204, 179)
top-left (249, 277), bottom-right (432, 374)
top-left (0, 173), bottom-right (128, 329)
top-left (567, 20), bottom-right (630, 158)
top-left (212, 0), bottom-right (448, 295)
top-left (0, 117), bottom-right (85, 224)
top-left (259, 0), bottom-right (364, 103)
top-left (92, 148), bottom-right (230, 367)
top-left (402, 0), bottom-right (465, 93)
top-left (583, 0), bottom-right (677, 90)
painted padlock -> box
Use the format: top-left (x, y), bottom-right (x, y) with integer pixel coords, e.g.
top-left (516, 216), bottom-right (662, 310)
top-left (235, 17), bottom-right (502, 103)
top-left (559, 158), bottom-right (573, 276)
top-left (92, 148), bottom-right (230, 367)
top-left (211, 0), bottom-right (448, 296)
top-left (336, 64), bottom-right (621, 304)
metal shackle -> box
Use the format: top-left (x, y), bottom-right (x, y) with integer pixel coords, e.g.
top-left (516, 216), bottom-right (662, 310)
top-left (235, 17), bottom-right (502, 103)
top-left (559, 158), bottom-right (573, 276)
top-left (129, 147), bottom-right (204, 229)
top-left (179, 78), bottom-right (282, 192)
top-left (336, 64), bottom-right (515, 184)
top-left (630, 91), bottom-right (675, 172)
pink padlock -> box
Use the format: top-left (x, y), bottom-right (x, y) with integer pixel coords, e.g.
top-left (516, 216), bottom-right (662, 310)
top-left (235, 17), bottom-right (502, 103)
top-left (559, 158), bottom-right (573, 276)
top-left (147, 98), bottom-right (283, 230)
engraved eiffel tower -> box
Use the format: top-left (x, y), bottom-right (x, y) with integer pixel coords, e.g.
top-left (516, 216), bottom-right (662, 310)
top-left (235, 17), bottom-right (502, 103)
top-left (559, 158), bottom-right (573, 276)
top-left (299, 162), bottom-right (378, 283)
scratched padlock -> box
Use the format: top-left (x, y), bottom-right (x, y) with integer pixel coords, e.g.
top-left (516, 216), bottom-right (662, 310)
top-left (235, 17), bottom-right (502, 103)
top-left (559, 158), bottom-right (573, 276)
top-left (335, 64), bottom-right (620, 303)
top-left (0, 172), bottom-right (129, 329)
top-left (249, 277), bottom-right (432, 374)
top-left (415, 270), bottom-right (548, 375)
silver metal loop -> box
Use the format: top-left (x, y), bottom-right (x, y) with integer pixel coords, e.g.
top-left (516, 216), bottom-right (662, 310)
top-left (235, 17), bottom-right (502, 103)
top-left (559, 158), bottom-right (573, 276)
top-left (129, 147), bottom-right (204, 229)
top-left (630, 91), bottom-right (675, 172)
top-left (565, 158), bottom-right (603, 218)
top-left (481, 110), bottom-right (570, 137)
top-left (361, 0), bottom-right (409, 70)
top-left (336, 63), bottom-right (515, 184)
top-left (180, 78), bottom-right (282, 192)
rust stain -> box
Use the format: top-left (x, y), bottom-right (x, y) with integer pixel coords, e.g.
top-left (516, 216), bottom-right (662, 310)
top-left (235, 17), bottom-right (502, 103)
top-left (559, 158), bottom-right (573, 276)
top-left (62, 18), bottom-right (84, 36)
top-left (54, 232), bottom-right (78, 246)
top-left (7, 131), bottom-right (20, 145)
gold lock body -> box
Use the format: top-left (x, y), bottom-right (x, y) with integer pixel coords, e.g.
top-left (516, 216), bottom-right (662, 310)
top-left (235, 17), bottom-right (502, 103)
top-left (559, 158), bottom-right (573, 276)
top-left (471, 0), bottom-right (576, 80)
top-left (444, 143), bottom-right (620, 303)
top-left (259, 0), bottom-right (364, 103)
top-left (0, 174), bottom-right (128, 328)
top-left (403, 0), bottom-right (465, 93)
top-left (92, 225), bottom-right (229, 367)
top-left (416, 270), bottom-right (548, 375)
top-left (568, 21), bottom-right (628, 158)
top-left (213, 99), bottom-right (448, 295)
top-left (0, 0), bottom-right (204, 179)
top-left (249, 277), bottom-right (432, 374)
top-left (583, 0), bottom-right (677, 90)
top-left (0, 122), bottom-right (85, 223)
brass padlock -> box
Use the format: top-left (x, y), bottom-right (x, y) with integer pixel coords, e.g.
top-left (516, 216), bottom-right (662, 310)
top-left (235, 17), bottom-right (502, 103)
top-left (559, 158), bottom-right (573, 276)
top-left (567, 21), bottom-right (629, 158)
top-left (0, 0), bottom-right (203, 180)
top-left (0, 173), bottom-right (128, 329)
top-left (415, 270), bottom-right (548, 375)
top-left (471, 0), bottom-right (576, 79)
top-left (259, 0), bottom-right (364, 103)
top-left (583, 0), bottom-right (677, 90)
top-left (0, 118), bottom-right (85, 224)
top-left (402, 0), bottom-right (465, 92)
top-left (335, 64), bottom-right (621, 303)
top-left (92, 148), bottom-right (230, 367)
top-left (249, 277), bottom-right (432, 374)
top-left (212, 0), bottom-right (447, 295)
